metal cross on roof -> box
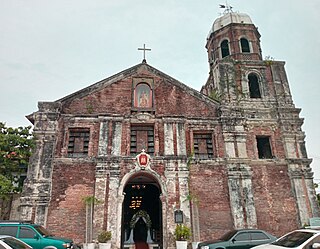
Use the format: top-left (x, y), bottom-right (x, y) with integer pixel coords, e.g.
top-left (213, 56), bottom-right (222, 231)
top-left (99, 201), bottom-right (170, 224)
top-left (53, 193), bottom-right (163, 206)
top-left (138, 44), bottom-right (151, 63)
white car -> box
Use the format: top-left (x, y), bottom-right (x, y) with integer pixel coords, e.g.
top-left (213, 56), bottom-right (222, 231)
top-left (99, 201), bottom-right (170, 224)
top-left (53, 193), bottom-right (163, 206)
top-left (0, 235), bottom-right (32, 249)
top-left (252, 229), bottom-right (320, 249)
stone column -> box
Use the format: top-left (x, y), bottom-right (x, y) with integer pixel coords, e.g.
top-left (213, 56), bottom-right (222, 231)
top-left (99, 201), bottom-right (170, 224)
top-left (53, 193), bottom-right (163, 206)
top-left (178, 162), bottom-right (190, 224)
top-left (224, 133), bottom-right (236, 158)
top-left (160, 194), bottom-right (168, 249)
top-left (93, 162), bottom-right (108, 236)
top-left (20, 102), bottom-right (60, 226)
top-left (93, 119), bottom-right (111, 236)
top-left (289, 163), bottom-right (320, 225)
top-left (106, 166), bottom-right (121, 249)
top-left (305, 174), bottom-right (320, 218)
top-left (111, 121), bottom-right (122, 156)
top-left (98, 121), bottom-right (109, 156)
top-left (164, 123), bottom-right (174, 156)
top-left (164, 164), bottom-right (177, 249)
top-left (234, 126), bottom-right (247, 158)
top-left (176, 123), bottom-right (186, 156)
top-left (227, 164), bottom-right (257, 228)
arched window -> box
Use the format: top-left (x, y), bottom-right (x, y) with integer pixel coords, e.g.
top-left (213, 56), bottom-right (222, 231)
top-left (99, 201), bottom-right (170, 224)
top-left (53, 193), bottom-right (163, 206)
top-left (248, 73), bottom-right (261, 98)
top-left (240, 38), bottom-right (250, 53)
top-left (134, 83), bottom-right (152, 108)
top-left (221, 40), bottom-right (230, 58)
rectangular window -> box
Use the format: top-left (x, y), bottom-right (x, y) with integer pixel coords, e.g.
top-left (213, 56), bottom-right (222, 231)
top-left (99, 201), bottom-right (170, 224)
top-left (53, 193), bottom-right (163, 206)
top-left (130, 126), bottom-right (154, 155)
top-left (19, 227), bottom-right (37, 238)
top-left (193, 133), bottom-right (214, 159)
top-left (256, 136), bottom-right (273, 159)
top-left (68, 128), bottom-right (90, 157)
top-left (250, 231), bottom-right (270, 241)
top-left (0, 226), bottom-right (18, 236)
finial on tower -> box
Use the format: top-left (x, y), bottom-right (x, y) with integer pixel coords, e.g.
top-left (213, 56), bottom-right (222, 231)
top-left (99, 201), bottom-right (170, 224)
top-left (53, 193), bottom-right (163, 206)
top-left (219, 0), bottom-right (233, 14)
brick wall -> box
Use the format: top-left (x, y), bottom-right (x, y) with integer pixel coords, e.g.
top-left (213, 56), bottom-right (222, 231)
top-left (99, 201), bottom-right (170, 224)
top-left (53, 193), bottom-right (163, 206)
top-left (252, 164), bottom-right (298, 237)
top-left (190, 163), bottom-right (233, 240)
top-left (47, 161), bottom-right (96, 243)
top-left (61, 71), bottom-right (216, 118)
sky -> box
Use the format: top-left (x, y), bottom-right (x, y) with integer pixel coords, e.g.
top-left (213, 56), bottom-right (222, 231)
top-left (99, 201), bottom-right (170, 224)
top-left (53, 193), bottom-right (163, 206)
top-left (1, 0), bottom-right (319, 180)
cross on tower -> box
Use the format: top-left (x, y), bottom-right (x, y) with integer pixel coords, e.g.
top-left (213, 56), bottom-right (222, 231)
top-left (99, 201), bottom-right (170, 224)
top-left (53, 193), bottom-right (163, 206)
top-left (138, 44), bottom-right (151, 63)
top-left (219, 0), bottom-right (233, 14)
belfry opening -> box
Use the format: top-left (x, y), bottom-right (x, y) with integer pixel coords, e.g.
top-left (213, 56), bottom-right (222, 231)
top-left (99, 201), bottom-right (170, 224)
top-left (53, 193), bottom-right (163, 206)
top-left (121, 173), bottom-right (162, 249)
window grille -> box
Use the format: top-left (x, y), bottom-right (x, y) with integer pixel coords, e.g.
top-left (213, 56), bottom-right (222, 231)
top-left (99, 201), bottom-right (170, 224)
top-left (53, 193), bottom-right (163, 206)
top-left (130, 126), bottom-right (154, 155)
top-left (193, 133), bottom-right (214, 159)
top-left (68, 129), bottom-right (90, 157)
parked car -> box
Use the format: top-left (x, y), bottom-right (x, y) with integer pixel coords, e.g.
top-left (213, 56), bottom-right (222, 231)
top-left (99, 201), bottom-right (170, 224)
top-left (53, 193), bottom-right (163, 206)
top-left (0, 235), bottom-right (32, 249)
top-left (251, 229), bottom-right (320, 249)
top-left (0, 221), bottom-right (75, 249)
top-left (197, 229), bottom-right (277, 249)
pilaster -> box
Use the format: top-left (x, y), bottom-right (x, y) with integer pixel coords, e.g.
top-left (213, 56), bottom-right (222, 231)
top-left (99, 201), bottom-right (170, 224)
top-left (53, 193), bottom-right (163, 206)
top-left (20, 102), bottom-right (61, 225)
top-left (227, 164), bottom-right (257, 228)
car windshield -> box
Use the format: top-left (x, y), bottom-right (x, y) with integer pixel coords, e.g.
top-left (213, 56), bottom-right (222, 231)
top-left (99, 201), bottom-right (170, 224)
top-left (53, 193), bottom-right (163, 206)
top-left (272, 231), bottom-right (315, 248)
top-left (1, 237), bottom-right (30, 249)
top-left (34, 225), bottom-right (52, 237)
top-left (220, 230), bottom-right (238, 241)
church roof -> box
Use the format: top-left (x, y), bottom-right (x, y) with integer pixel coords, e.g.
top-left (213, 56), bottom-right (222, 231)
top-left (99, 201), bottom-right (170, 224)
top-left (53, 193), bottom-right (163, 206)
top-left (55, 62), bottom-right (214, 105)
top-left (208, 12), bottom-right (253, 36)
top-left (26, 61), bottom-right (220, 124)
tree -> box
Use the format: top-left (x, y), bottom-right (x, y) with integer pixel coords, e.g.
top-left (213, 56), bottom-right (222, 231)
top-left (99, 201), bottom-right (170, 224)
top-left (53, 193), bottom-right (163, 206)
top-left (315, 183), bottom-right (320, 207)
top-left (0, 122), bottom-right (34, 199)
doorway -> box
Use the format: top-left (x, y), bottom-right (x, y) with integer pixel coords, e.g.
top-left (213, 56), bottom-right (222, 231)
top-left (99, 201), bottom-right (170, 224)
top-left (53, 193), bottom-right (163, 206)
top-left (121, 173), bottom-right (162, 249)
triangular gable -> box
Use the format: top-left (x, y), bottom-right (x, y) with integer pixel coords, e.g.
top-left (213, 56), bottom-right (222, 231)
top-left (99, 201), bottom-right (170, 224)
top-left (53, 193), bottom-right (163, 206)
top-left (56, 62), bottom-right (218, 107)
top-left (26, 62), bottom-right (219, 123)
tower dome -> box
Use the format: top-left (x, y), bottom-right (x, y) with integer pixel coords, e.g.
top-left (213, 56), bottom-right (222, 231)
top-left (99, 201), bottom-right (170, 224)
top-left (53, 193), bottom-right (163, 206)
top-left (206, 11), bottom-right (262, 63)
top-left (208, 12), bottom-right (253, 37)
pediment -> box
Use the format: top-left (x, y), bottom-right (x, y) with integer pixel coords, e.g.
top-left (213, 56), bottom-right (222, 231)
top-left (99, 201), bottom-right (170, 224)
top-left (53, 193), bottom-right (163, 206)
top-left (28, 62), bottom-right (219, 122)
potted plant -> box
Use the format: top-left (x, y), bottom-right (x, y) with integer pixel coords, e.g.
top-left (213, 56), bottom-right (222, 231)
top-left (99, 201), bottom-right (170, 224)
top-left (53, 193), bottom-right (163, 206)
top-left (98, 231), bottom-right (112, 249)
top-left (174, 224), bottom-right (191, 249)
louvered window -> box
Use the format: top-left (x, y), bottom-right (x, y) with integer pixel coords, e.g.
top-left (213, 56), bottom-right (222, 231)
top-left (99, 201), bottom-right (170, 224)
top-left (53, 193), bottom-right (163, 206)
top-left (68, 129), bottom-right (90, 157)
top-left (240, 38), bottom-right (250, 53)
top-left (130, 126), bottom-right (154, 155)
top-left (193, 134), bottom-right (214, 159)
top-left (221, 40), bottom-right (230, 58)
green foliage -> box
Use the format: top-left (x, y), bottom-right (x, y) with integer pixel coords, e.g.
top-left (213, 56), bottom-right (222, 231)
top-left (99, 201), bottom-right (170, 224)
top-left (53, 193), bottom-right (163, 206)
top-left (174, 224), bottom-right (191, 241)
top-left (185, 193), bottom-right (199, 205)
top-left (97, 231), bottom-right (112, 243)
top-left (0, 175), bottom-right (14, 199)
top-left (186, 151), bottom-right (194, 171)
top-left (82, 195), bottom-right (101, 205)
top-left (264, 55), bottom-right (275, 66)
top-left (0, 122), bottom-right (34, 198)
top-left (85, 100), bottom-right (94, 114)
top-left (209, 89), bottom-right (221, 102)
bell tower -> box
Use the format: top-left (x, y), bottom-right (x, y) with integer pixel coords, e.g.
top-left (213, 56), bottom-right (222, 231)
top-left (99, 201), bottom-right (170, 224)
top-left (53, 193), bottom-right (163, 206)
top-left (202, 11), bottom-right (266, 104)
top-left (201, 10), bottom-right (320, 227)
top-left (206, 12), bottom-right (262, 64)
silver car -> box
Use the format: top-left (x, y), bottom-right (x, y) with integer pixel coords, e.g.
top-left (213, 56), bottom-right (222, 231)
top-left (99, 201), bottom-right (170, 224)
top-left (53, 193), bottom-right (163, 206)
top-left (252, 229), bottom-right (320, 249)
top-left (0, 235), bottom-right (32, 249)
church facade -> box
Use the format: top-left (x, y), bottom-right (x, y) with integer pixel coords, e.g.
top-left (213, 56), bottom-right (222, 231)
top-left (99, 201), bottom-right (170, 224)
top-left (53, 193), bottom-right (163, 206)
top-left (20, 11), bottom-right (319, 249)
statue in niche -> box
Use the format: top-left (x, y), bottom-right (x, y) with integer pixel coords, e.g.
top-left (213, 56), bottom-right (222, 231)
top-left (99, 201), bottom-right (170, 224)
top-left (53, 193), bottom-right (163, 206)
top-left (139, 90), bottom-right (149, 107)
top-left (134, 83), bottom-right (152, 108)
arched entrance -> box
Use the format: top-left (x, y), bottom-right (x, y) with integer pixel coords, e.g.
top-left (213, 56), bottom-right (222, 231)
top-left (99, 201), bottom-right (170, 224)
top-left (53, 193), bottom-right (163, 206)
top-left (121, 173), bottom-right (162, 249)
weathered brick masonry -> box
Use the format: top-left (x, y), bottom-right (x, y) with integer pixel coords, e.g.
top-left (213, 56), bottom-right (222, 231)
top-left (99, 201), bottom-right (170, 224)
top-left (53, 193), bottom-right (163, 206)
top-left (19, 11), bottom-right (319, 249)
